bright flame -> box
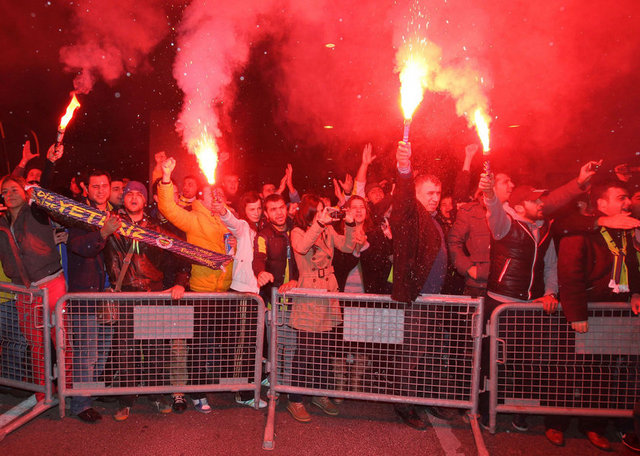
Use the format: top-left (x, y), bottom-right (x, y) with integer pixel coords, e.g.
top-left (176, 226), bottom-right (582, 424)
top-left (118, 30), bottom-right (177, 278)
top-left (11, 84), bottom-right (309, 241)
top-left (190, 130), bottom-right (218, 185)
top-left (59, 94), bottom-right (81, 130)
top-left (473, 108), bottom-right (491, 153)
top-left (398, 52), bottom-right (429, 120)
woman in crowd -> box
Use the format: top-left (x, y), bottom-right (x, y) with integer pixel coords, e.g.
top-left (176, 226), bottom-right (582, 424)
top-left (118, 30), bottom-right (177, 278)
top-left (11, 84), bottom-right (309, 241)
top-left (286, 194), bottom-right (355, 422)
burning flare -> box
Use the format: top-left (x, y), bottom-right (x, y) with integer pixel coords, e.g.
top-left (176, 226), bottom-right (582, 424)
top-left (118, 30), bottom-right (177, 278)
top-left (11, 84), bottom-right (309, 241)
top-left (398, 45), bottom-right (429, 120)
top-left (190, 129), bottom-right (218, 185)
top-left (59, 94), bottom-right (81, 131)
top-left (473, 108), bottom-right (491, 153)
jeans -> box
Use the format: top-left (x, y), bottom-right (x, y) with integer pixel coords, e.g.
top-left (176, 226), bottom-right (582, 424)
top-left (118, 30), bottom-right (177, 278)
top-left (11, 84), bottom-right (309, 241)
top-left (69, 312), bottom-right (113, 414)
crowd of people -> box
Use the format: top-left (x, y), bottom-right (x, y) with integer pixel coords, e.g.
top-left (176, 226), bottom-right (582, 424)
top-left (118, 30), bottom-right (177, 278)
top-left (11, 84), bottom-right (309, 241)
top-left (1, 138), bottom-right (639, 452)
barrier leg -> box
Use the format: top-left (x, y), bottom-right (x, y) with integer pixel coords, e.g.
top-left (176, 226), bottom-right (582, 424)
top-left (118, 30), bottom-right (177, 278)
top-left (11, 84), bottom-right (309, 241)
top-left (0, 395), bottom-right (58, 442)
top-left (467, 413), bottom-right (489, 456)
top-left (262, 391), bottom-right (277, 450)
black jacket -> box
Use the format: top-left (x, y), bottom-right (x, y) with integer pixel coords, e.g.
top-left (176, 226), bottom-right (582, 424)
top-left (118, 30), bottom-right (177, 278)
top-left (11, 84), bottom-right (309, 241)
top-left (253, 221), bottom-right (299, 301)
top-left (103, 209), bottom-right (189, 292)
top-left (390, 171), bottom-right (442, 303)
top-left (487, 216), bottom-right (553, 301)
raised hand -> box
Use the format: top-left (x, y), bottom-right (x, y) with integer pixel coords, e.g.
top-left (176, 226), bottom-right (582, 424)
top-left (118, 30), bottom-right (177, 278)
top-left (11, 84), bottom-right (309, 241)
top-left (478, 173), bottom-right (495, 199)
top-left (46, 143), bottom-right (64, 163)
top-left (362, 143), bottom-right (376, 166)
top-left (338, 173), bottom-right (354, 195)
top-left (465, 144), bottom-right (479, 160)
top-left (20, 140), bottom-right (38, 166)
top-left (161, 157), bottom-right (176, 180)
top-left (396, 141), bottom-right (411, 169)
top-left (333, 179), bottom-right (346, 207)
top-left (577, 159), bottom-right (603, 186)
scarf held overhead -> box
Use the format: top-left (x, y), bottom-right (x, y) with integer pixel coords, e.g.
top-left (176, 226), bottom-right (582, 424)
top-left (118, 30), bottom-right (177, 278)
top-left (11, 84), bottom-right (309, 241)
top-left (30, 186), bottom-right (232, 271)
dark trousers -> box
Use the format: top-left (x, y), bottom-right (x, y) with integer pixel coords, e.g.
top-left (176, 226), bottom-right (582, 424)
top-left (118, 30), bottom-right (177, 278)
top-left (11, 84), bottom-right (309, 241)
top-left (112, 302), bottom-right (169, 407)
top-left (290, 329), bottom-right (339, 402)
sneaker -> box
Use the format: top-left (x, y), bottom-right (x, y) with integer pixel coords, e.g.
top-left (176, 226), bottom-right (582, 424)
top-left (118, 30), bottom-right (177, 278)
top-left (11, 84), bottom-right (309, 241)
top-left (172, 394), bottom-right (187, 413)
top-left (192, 398), bottom-right (211, 414)
top-left (511, 414), bottom-right (529, 432)
top-left (235, 395), bottom-right (267, 409)
top-left (152, 399), bottom-right (172, 414)
top-left (287, 401), bottom-right (311, 423)
top-left (114, 406), bottom-right (130, 421)
top-left (622, 432), bottom-right (640, 453)
top-left (311, 396), bottom-right (339, 416)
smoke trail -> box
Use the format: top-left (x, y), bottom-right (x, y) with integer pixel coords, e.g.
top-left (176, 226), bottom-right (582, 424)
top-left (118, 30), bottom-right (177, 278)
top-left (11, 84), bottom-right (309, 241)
top-left (59, 0), bottom-right (168, 94)
top-left (172, 0), bottom-right (276, 181)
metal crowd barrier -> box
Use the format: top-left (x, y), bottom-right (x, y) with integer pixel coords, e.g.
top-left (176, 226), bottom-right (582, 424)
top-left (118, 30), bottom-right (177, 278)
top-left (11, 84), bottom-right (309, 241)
top-left (0, 282), bottom-right (57, 441)
top-left (54, 292), bottom-right (265, 419)
top-left (488, 302), bottom-right (640, 433)
top-left (262, 289), bottom-right (485, 453)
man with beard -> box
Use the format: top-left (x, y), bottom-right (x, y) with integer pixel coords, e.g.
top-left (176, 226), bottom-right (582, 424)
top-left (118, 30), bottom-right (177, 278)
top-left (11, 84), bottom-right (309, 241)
top-left (253, 194), bottom-right (300, 416)
top-left (479, 178), bottom-right (560, 432)
top-left (552, 182), bottom-right (640, 451)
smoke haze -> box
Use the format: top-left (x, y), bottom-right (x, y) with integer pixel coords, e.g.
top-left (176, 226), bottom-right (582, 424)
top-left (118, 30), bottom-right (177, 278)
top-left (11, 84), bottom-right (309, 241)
top-left (59, 0), bottom-right (168, 94)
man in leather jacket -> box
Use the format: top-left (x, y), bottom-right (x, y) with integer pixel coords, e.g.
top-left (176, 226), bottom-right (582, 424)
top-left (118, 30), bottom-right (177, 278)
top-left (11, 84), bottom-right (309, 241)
top-left (102, 181), bottom-right (189, 421)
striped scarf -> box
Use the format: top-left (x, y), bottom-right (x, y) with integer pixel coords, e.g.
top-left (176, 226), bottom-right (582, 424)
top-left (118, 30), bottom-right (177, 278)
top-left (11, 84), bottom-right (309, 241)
top-left (600, 227), bottom-right (629, 293)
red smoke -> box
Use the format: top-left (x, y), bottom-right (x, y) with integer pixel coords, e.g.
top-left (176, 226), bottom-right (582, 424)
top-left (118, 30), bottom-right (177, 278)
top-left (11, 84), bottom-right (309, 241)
top-left (49, 0), bottom-right (639, 173)
top-left (59, 0), bottom-right (168, 94)
top-left (266, 0), bottom-right (639, 160)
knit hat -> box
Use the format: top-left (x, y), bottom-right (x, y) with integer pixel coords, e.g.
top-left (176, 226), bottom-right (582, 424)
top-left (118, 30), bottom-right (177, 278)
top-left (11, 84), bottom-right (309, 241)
top-left (123, 181), bottom-right (148, 201)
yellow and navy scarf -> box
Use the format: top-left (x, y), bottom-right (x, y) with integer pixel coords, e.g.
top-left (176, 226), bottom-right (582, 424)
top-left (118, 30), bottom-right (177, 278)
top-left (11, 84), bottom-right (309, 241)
top-left (600, 227), bottom-right (629, 293)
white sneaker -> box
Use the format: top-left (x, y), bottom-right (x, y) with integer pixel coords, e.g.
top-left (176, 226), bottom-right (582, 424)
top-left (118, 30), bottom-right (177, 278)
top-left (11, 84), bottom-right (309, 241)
top-left (192, 398), bottom-right (211, 414)
top-left (235, 395), bottom-right (267, 409)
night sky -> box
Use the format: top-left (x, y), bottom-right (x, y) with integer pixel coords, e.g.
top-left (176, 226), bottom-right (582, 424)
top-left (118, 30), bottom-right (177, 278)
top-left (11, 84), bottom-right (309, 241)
top-left (1, 0), bottom-right (638, 197)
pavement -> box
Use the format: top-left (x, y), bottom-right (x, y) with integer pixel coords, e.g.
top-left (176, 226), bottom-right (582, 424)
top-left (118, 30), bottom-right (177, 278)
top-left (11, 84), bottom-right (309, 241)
top-left (0, 387), bottom-right (633, 455)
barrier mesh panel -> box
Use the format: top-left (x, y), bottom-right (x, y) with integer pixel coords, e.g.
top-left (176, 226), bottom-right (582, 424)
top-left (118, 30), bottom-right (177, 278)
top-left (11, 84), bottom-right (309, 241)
top-left (274, 295), bottom-right (478, 402)
top-left (495, 306), bottom-right (640, 410)
top-left (0, 288), bottom-right (45, 390)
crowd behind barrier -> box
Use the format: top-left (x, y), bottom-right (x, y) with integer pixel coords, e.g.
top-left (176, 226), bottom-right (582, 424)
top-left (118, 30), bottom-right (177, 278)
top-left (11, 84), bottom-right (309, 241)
top-left (1, 139), bottom-right (639, 453)
top-left (262, 289), bottom-right (485, 450)
top-left (488, 302), bottom-right (640, 434)
top-left (54, 291), bottom-right (265, 418)
top-left (0, 282), bottom-right (639, 452)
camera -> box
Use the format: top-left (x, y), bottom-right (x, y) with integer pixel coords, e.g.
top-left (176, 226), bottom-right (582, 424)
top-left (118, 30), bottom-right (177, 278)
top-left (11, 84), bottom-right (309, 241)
top-left (328, 208), bottom-right (346, 220)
